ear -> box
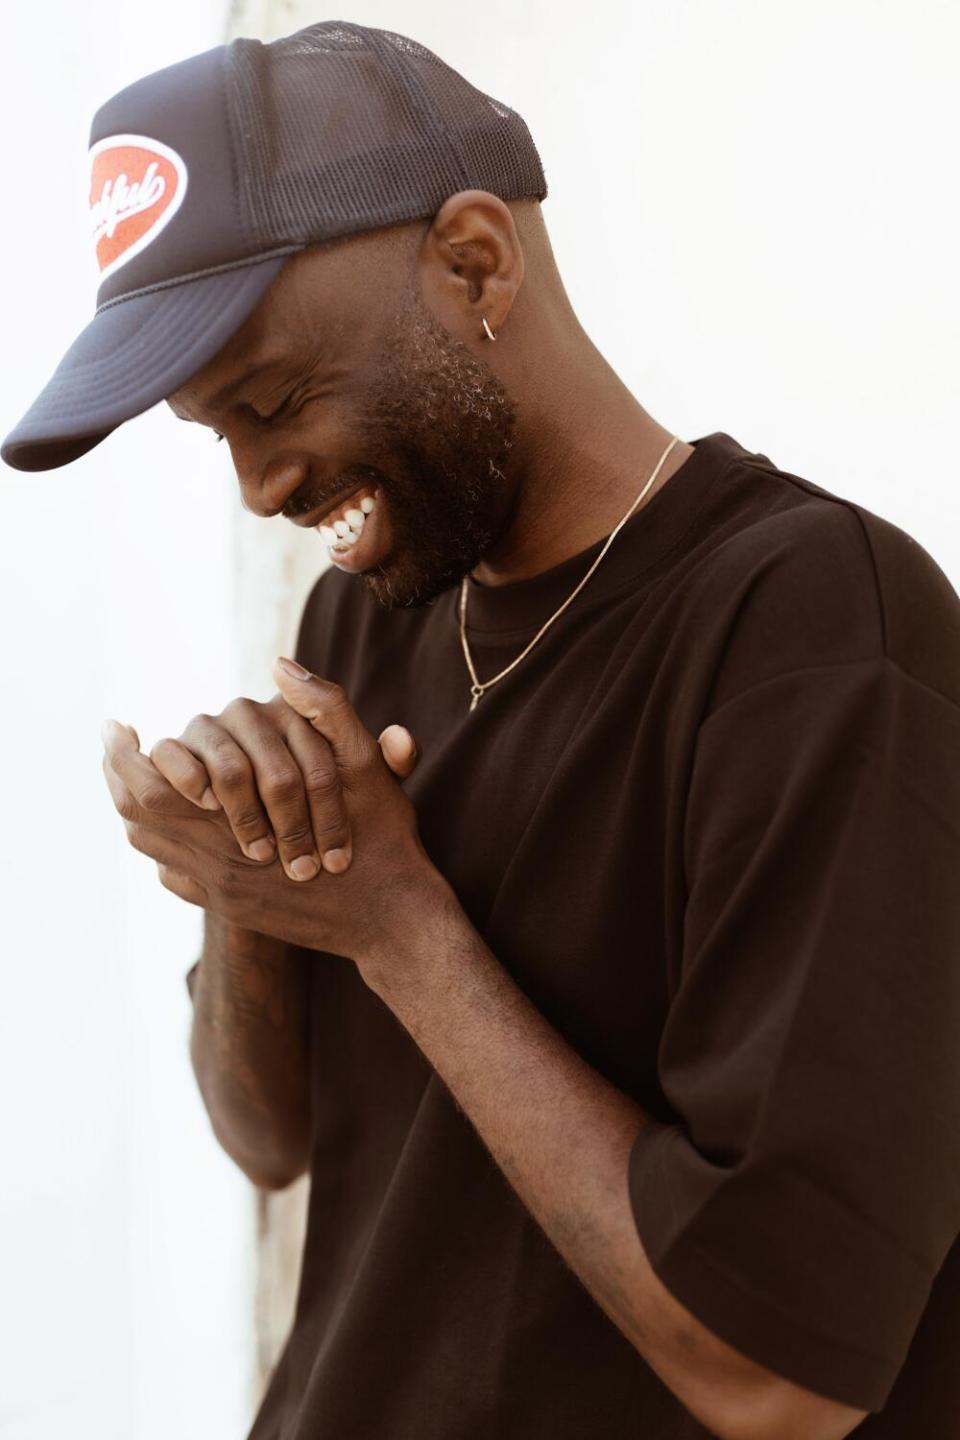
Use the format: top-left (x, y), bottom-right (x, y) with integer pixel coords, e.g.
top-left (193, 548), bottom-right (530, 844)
top-left (418, 189), bottom-right (525, 344)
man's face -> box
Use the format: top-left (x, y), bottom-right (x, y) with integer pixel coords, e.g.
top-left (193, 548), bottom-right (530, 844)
top-left (168, 238), bottom-right (519, 609)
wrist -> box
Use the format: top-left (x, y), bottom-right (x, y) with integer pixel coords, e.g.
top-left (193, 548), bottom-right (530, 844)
top-left (357, 863), bottom-right (464, 996)
top-left (203, 911), bottom-right (289, 962)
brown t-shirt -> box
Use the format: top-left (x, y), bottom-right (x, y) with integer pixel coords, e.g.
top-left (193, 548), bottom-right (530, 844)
top-left (190, 431), bottom-right (960, 1437)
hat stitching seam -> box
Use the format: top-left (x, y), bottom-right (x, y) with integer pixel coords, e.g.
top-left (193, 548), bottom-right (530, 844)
top-left (218, 42), bottom-right (249, 256)
top-left (94, 247), bottom-right (302, 314)
top-left (377, 28), bottom-right (471, 194)
top-left (23, 285), bottom-right (271, 399)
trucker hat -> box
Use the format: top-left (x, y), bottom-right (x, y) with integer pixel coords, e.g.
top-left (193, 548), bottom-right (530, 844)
top-left (1, 19), bottom-right (547, 473)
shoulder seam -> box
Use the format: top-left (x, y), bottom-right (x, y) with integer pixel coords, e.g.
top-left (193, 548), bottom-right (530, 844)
top-left (700, 653), bottom-right (960, 730)
top-left (736, 457), bottom-right (889, 657)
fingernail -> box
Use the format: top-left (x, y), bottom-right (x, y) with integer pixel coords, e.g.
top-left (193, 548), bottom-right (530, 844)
top-left (290, 854), bottom-right (320, 881)
top-left (383, 725), bottom-right (415, 760)
top-left (199, 787), bottom-right (221, 810)
top-left (277, 656), bottom-right (313, 681)
top-left (322, 847), bottom-right (351, 875)
top-left (247, 837), bottom-right (276, 862)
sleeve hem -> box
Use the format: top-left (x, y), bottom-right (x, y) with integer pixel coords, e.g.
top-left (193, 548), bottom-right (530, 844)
top-left (628, 1125), bottom-right (909, 1413)
top-left (645, 1230), bottom-right (891, 1412)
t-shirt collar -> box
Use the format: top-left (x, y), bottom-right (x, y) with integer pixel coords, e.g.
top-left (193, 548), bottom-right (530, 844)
top-left (458, 432), bottom-right (746, 637)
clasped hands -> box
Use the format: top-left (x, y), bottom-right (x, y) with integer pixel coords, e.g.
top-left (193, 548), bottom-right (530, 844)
top-left (100, 656), bottom-right (446, 973)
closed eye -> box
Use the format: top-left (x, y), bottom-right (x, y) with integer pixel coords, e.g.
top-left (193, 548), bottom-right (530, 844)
top-left (248, 398), bottom-right (284, 425)
top-left (250, 388), bottom-right (305, 426)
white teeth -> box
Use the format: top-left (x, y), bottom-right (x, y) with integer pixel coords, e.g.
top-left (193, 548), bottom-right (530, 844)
top-left (315, 491), bottom-right (376, 546)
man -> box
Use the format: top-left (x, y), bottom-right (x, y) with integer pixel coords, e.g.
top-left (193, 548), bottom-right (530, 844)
top-left (4, 20), bottom-right (959, 1440)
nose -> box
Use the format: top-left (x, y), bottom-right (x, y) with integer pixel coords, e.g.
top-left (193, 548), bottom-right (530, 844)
top-left (236, 450), bottom-right (310, 518)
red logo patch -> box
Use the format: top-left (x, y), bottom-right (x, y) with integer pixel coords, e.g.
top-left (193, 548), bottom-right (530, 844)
top-left (89, 134), bottom-right (188, 281)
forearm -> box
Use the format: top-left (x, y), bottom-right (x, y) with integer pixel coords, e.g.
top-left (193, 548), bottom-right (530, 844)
top-left (189, 911), bottom-right (312, 1189)
top-left (360, 880), bottom-right (852, 1440)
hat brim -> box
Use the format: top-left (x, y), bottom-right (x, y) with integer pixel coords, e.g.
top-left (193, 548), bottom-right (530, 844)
top-left (1, 256), bottom-right (290, 472)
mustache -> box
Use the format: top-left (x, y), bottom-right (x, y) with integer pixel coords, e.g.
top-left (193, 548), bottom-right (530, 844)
top-left (283, 463), bottom-right (387, 520)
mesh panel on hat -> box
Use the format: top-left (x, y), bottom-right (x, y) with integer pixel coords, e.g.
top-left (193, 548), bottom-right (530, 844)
top-left (225, 21), bottom-right (548, 251)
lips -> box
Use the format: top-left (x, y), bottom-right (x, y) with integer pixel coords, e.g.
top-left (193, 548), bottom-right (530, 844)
top-left (324, 486), bottom-right (388, 573)
top-left (292, 482), bottom-right (367, 530)
top-left (316, 483), bottom-right (368, 527)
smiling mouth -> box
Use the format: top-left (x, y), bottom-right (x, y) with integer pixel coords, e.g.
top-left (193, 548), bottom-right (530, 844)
top-left (316, 483), bottom-right (386, 572)
top-left (288, 482), bottom-right (362, 529)
top-left (313, 481), bottom-right (373, 528)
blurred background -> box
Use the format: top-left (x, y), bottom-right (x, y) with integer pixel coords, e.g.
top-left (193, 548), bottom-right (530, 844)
top-left (1, 2), bottom-right (957, 1437)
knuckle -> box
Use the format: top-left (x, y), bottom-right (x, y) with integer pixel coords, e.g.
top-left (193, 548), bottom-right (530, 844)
top-left (310, 812), bottom-right (347, 841)
top-left (324, 679), bottom-right (347, 704)
top-left (221, 696), bottom-right (256, 721)
top-left (149, 737), bottom-right (179, 762)
top-left (209, 732), bottom-right (239, 756)
top-left (275, 821), bottom-right (313, 848)
top-left (357, 747), bottom-right (380, 777)
top-left (114, 789), bottom-right (139, 823)
top-left (259, 767), bottom-right (301, 805)
top-left (138, 783), bottom-right (170, 814)
top-left (184, 713), bottom-right (212, 735)
top-left (210, 757), bottom-right (249, 791)
top-left (231, 805), bottom-right (267, 834)
top-left (304, 763), bottom-right (340, 800)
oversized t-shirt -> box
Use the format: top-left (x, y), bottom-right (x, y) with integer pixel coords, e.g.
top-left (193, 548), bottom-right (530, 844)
top-left (187, 431), bottom-right (960, 1438)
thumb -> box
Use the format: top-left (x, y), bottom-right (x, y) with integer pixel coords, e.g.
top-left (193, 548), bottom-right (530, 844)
top-left (272, 656), bottom-right (375, 773)
top-left (377, 724), bottom-right (420, 779)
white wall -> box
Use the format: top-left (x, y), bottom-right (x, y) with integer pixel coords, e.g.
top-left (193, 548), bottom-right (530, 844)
top-left (234, 0), bottom-right (960, 690)
top-left (0, 5), bottom-right (257, 1440)
top-left (1, 3), bottom-right (957, 1438)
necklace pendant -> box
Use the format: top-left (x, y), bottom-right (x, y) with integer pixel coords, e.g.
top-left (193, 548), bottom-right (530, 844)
top-left (469, 684), bottom-right (483, 711)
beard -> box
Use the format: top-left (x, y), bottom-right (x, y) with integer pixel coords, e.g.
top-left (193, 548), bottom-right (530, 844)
top-left (339, 290), bottom-right (519, 609)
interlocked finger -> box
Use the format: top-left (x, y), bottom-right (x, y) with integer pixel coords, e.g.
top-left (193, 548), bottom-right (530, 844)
top-left (101, 720), bottom-right (202, 823)
top-left (283, 713), bottom-right (352, 873)
top-left (177, 713), bottom-right (280, 866)
top-left (180, 703), bottom-right (339, 882)
top-left (150, 736), bottom-right (222, 813)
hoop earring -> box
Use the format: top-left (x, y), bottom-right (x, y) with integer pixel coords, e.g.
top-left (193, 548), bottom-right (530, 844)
top-left (481, 316), bottom-right (497, 342)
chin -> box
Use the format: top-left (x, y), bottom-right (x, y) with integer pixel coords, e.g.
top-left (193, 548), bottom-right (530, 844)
top-left (361, 549), bottom-right (472, 610)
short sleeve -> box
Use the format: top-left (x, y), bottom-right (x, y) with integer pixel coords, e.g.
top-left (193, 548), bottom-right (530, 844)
top-left (628, 656), bottom-right (960, 1412)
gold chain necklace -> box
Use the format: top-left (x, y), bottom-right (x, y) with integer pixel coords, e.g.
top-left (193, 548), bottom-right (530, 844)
top-left (458, 435), bottom-right (681, 711)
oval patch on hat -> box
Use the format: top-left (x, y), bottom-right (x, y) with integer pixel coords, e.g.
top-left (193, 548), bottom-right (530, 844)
top-left (89, 134), bottom-right (188, 281)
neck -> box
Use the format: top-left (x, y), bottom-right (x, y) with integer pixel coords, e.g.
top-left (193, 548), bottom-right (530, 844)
top-left (468, 332), bottom-right (694, 588)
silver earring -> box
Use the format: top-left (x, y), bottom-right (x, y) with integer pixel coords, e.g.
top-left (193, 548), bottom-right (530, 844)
top-left (481, 316), bottom-right (497, 341)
